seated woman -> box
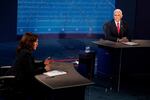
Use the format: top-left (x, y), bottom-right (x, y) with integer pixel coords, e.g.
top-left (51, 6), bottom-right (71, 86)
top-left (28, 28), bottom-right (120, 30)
top-left (6, 32), bottom-right (51, 100)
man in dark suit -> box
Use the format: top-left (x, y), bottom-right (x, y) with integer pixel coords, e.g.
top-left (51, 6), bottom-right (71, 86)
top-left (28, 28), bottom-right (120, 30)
top-left (103, 9), bottom-right (130, 42)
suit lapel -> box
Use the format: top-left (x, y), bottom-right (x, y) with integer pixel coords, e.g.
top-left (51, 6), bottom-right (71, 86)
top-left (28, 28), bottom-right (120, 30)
top-left (112, 21), bottom-right (118, 35)
top-left (120, 21), bottom-right (124, 34)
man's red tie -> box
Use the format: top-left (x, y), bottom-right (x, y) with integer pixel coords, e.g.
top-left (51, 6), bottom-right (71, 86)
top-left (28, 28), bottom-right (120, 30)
top-left (117, 22), bottom-right (120, 34)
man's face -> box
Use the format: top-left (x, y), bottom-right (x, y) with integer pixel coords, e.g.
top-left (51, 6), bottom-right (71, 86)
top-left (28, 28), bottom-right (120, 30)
top-left (114, 11), bottom-right (122, 22)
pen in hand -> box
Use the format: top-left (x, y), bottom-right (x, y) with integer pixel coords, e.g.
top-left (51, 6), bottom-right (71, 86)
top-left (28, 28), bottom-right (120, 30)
top-left (44, 56), bottom-right (53, 65)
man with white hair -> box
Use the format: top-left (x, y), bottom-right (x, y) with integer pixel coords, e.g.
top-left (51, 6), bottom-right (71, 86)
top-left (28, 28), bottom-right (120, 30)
top-left (103, 9), bottom-right (130, 42)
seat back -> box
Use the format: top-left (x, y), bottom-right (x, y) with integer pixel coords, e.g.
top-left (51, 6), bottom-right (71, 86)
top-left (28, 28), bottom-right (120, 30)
top-left (0, 66), bottom-right (16, 98)
top-left (0, 66), bottom-right (12, 76)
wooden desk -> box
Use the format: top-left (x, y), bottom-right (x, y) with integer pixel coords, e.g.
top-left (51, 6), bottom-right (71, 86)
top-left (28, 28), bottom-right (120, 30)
top-left (93, 39), bottom-right (150, 48)
top-left (35, 62), bottom-right (93, 100)
top-left (93, 39), bottom-right (150, 92)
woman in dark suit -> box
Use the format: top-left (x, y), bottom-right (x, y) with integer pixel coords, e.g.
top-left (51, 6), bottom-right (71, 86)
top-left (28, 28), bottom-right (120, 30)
top-left (6, 32), bottom-right (51, 100)
top-left (104, 9), bottom-right (130, 42)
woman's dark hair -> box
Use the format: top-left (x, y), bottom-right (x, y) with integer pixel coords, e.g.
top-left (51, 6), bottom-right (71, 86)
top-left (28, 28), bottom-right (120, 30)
top-left (17, 32), bottom-right (38, 53)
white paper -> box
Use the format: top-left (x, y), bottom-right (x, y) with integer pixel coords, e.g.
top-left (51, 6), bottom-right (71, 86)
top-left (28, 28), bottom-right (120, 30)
top-left (43, 70), bottom-right (67, 77)
top-left (121, 42), bottom-right (138, 46)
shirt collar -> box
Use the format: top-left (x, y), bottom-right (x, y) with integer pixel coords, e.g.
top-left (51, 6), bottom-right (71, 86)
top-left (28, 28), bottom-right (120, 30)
top-left (115, 21), bottom-right (120, 26)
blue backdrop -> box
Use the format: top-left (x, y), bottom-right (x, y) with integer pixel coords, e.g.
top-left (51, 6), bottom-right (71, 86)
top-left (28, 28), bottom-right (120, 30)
top-left (17, 0), bottom-right (115, 35)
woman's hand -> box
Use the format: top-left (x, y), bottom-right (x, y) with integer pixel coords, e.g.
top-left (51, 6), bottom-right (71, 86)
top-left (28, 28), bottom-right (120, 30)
top-left (44, 58), bottom-right (53, 71)
top-left (44, 59), bottom-right (50, 65)
top-left (44, 65), bottom-right (51, 71)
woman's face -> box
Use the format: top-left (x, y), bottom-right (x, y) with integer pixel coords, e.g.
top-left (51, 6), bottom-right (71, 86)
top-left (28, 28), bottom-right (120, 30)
top-left (33, 39), bottom-right (38, 50)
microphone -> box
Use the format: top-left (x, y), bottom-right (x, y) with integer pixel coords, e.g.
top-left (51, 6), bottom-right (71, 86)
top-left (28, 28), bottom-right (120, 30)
top-left (120, 25), bottom-right (125, 32)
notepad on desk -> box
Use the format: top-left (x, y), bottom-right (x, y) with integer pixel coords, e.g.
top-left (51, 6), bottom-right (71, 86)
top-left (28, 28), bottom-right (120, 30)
top-left (43, 70), bottom-right (67, 77)
top-left (121, 42), bottom-right (139, 46)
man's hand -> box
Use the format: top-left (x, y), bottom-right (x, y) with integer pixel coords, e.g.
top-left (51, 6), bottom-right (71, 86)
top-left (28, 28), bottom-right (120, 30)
top-left (118, 37), bottom-right (129, 42)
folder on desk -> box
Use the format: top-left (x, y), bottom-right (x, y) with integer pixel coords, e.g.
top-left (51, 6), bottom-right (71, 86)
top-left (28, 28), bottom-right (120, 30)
top-left (43, 70), bottom-right (67, 77)
top-left (121, 42), bottom-right (139, 46)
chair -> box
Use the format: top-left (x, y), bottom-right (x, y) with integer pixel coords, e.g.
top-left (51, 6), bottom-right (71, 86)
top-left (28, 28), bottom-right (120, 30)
top-left (0, 65), bottom-right (49, 100)
top-left (0, 66), bottom-right (16, 99)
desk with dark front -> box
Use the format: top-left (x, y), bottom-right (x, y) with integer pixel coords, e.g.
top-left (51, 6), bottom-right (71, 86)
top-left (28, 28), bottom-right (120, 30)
top-left (35, 62), bottom-right (93, 100)
top-left (93, 39), bottom-right (150, 92)
top-left (93, 39), bottom-right (150, 48)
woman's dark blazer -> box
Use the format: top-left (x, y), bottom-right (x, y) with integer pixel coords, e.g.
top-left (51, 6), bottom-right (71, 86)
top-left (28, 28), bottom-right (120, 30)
top-left (6, 48), bottom-right (45, 92)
